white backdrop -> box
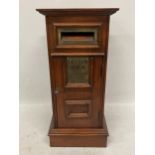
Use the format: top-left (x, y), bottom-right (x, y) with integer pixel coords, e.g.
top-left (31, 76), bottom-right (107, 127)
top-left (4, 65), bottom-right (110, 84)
top-left (19, 0), bottom-right (134, 104)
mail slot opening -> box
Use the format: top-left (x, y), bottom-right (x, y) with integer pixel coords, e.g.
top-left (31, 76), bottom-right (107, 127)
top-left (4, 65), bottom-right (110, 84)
top-left (58, 28), bottom-right (98, 45)
top-left (61, 32), bottom-right (95, 41)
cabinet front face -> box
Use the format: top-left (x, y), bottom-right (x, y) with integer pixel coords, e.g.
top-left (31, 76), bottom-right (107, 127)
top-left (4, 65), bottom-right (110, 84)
top-left (37, 8), bottom-right (119, 147)
top-left (51, 56), bottom-right (105, 128)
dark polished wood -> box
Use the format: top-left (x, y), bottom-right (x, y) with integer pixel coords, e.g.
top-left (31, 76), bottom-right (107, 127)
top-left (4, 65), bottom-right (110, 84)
top-left (36, 8), bottom-right (119, 16)
top-left (36, 8), bottom-right (119, 147)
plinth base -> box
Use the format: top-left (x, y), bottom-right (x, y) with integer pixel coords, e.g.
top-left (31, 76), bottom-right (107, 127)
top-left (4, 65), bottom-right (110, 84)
top-left (48, 117), bottom-right (109, 147)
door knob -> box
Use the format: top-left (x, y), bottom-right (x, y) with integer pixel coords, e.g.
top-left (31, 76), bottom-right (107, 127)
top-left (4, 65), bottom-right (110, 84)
top-left (54, 86), bottom-right (61, 94)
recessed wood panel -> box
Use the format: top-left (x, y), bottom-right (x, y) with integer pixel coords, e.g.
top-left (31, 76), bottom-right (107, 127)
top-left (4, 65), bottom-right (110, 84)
top-left (65, 100), bottom-right (91, 118)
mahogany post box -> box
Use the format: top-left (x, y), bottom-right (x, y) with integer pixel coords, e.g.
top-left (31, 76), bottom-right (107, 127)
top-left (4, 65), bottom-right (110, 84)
top-left (36, 8), bottom-right (119, 147)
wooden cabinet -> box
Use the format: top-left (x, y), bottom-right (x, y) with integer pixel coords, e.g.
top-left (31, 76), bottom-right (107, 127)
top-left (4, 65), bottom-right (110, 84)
top-left (36, 8), bottom-right (119, 147)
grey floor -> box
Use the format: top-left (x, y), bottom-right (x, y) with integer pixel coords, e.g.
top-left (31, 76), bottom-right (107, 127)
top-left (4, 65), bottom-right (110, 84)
top-left (20, 103), bottom-right (134, 155)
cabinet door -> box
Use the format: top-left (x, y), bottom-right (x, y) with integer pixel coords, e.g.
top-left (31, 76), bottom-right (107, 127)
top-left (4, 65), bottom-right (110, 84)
top-left (51, 56), bottom-right (105, 128)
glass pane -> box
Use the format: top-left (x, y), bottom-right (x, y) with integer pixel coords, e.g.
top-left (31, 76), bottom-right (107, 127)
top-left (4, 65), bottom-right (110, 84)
top-left (67, 57), bottom-right (89, 83)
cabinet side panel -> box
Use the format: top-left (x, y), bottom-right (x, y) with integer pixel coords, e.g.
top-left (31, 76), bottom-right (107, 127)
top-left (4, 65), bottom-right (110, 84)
top-left (46, 17), bottom-right (58, 127)
top-left (101, 16), bottom-right (110, 114)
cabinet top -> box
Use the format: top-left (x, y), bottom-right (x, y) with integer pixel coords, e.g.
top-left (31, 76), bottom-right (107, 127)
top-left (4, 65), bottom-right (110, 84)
top-left (36, 8), bottom-right (119, 16)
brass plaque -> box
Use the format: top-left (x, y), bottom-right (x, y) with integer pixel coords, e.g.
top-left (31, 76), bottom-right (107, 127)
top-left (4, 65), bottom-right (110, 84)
top-left (67, 57), bottom-right (89, 83)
